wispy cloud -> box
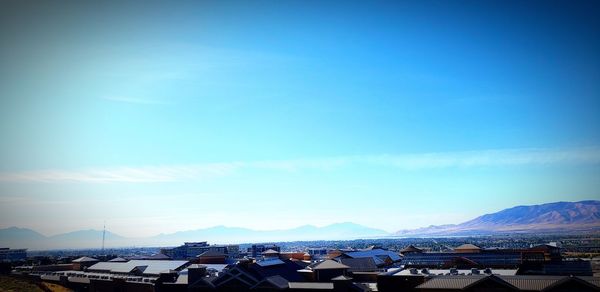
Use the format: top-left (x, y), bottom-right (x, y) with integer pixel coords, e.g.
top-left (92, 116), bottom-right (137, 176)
top-left (1, 147), bottom-right (599, 183)
top-left (362, 147), bottom-right (600, 169)
top-left (0, 164), bottom-right (239, 183)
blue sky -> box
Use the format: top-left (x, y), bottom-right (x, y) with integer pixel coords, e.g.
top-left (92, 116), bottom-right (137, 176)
top-left (1, 0), bottom-right (599, 237)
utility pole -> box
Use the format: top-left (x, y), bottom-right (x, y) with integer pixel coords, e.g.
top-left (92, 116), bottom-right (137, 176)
top-left (102, 221), bottom-right (106, 253)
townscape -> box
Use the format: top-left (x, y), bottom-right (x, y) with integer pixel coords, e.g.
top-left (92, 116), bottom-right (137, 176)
top-left (2, 233), bottom-right (599, 291)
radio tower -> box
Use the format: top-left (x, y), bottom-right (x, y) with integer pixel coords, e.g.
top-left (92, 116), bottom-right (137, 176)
top-left (101, 221), bottom-right (106, 253)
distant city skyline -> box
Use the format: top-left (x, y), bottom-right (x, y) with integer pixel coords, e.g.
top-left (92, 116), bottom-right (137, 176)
top-left (1, 0), bottom-right (599, 237)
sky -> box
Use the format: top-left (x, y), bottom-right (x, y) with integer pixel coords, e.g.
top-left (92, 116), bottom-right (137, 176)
top-left (0, 0), bottom-right (599, 238)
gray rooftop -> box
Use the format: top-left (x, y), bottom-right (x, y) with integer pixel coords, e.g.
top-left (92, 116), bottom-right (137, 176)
top-left (310, 260), bottom-right (350, 270)
top-left (88, 260), bottom-right (189, 276)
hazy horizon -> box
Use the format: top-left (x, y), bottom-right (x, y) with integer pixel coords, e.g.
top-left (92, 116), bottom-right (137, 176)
top-left (1, 1), bottom-right (599, 238)
top-left (3, 197), bottom-right (600, 238)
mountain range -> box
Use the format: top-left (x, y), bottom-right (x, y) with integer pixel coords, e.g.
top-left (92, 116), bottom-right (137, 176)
top-left (0, 222), bottom-right (389, 250)
top-left (1, 200), bottom-right (599, 250)
top-left (394, 200), bottom-right (600, 236)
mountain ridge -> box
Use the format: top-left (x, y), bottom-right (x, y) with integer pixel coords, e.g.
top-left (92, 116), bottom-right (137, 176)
top-left (2, 200), bottom-right (599, 250)
top-left (0, 222), bottom-right (388, 250)
top-left (394, 200), bottom-right (600, 236)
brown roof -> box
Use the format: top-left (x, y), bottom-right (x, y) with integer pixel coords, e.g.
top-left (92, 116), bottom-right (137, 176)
top-left (454, 244), bottom-right (481, 251)
top-left (310, 260), bottom-right (350, 270)
top-left (400, 245), bottom-right (423, 253)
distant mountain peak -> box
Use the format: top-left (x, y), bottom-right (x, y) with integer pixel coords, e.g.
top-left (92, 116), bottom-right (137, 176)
top-left (395, 200), bottom-right (600, 236)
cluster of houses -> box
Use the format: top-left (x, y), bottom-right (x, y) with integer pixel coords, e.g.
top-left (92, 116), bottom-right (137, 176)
top-left (0, 247), bottom-right (27, 262)
top-left (10, 242), bottom-right (598, 291)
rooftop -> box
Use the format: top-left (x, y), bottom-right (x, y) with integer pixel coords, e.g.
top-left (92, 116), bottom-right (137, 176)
top-left (339, 257), bottom-right (379, 272)
top-left (72, 257), bottom-right (99, 263)
top-left (343, 249), bottom-right (402, 262)
top-left (454, 244), bottom-right (481, 251)
top-left (400, 245), bottom-right (423, 253)
top-left (256, 258), bottom-right (285, 267)
top-left (88, 260), bottom-right (189, 276)
top-left (416, 275), bottom-right (516, 290)
top-left (394, 268), bottom-right (518, 276)
top-left (310, 260), bottom-right (350, 270)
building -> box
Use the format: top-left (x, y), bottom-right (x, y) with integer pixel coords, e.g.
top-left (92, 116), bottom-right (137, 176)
top-left (339, 257), bottom-right (381, 273)
top-left (393, 268), bottom-right (518, 276)
top-left (13, 259), bottom-right (191, 292)
top-left (195, 250), bottom-right (228, 264)
top-left (249, 244), bottom-right (281, 258)
top-left (307, 248), bottom-right (329, 258)
top-left (86, 259), bottom-right (190, 276)
top-left (399, 242), bottom-right (589, 275)
top-left (401, 245), bottom-right (424, 255)
top-left (526, 244), bottom-right (562, 262)
top-left (453, 244), bottom-right (482, 254)
top-left (161, 242), bottom-right (240, 260)
top-left (306, 260), bottom-right (350, 282)
top-left (130, 253), bottom-right (172, 260)
top-left (0, 248), bottom-right (27, 262)
top-left (338, 248), bottom-right (402, 268)
top-left (13, 255), bottom-right (599, 292)
top-left (161, 242), bottom-right (209, 259)
top-left (403, 251), bottom-right (522, 269)
top-left (279, 252), bottom-right (311, 261)
top-left (72, 256), bottom-right (100, 271)
top-left (520, 260), bottom-right (594, 276)
top-left (401, 243), bottom-right (560, 269)
top-left (209, 258), bottom-right (307, 290)
top-left (185, 259), bottom-right (370, 291)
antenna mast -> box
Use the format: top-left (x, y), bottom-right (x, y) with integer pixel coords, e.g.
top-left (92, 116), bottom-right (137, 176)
top-left (102, 221), bottom-right (106, 253)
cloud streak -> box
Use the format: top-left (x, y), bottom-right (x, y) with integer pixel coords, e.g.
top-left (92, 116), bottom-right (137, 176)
top-left (1, 147), bottom-right (599, 183)
top-left (363, 147), bottom-right (600, 169)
